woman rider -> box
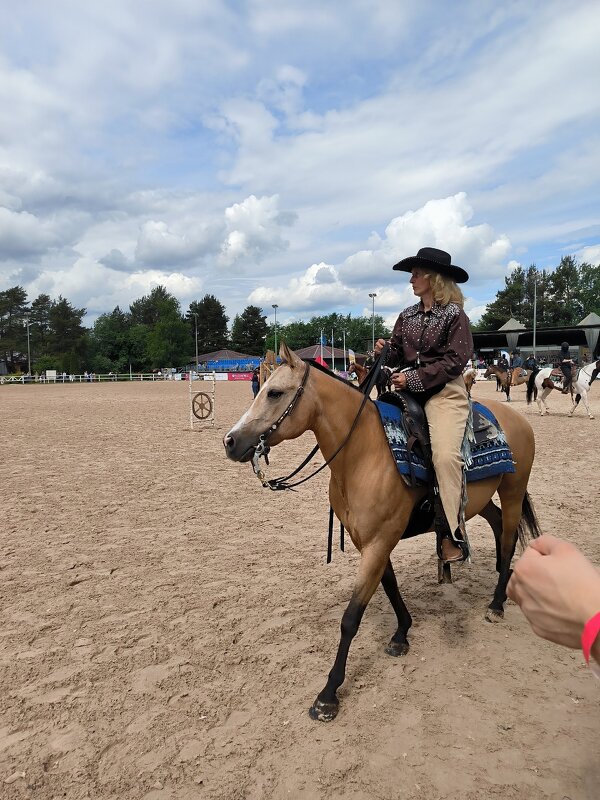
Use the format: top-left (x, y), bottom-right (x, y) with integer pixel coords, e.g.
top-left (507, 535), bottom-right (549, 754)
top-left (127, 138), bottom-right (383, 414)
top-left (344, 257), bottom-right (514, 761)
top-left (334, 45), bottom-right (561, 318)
top-left (559, 341), bottom-right (574, 394)
top-left (375, 247), bottom-right (473, 564)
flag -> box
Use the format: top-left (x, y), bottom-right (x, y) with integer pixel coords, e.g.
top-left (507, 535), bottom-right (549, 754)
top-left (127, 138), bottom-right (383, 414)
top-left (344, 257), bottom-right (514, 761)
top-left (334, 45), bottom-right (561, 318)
top-left (320, 333), bottom-right (327, 345)
top-left (314, 356), bottom-right (328, 368)
top-left (348, 348), bottom-right (355, 364)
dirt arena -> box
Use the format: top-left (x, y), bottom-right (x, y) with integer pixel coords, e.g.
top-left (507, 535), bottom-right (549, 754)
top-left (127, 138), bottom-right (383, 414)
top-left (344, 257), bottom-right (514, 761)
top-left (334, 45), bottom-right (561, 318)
top-left (1, 375), bottom-right (599, 800)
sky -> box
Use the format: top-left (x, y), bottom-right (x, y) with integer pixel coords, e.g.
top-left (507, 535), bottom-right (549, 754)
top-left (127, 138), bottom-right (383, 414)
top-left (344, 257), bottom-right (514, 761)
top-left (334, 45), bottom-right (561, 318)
top-left (1, 0), bottom-right (600, 332)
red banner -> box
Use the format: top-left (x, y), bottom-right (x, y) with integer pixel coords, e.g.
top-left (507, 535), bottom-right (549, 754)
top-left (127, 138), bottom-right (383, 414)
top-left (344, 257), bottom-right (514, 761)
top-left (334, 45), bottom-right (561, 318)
top-left (227, 372), bottom-right (252, 381)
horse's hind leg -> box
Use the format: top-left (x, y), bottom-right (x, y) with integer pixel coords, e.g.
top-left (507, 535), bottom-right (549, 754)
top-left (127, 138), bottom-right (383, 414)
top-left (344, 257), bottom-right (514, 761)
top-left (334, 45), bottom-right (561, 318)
top-left (381, 559), bottom-right (412, 657)
top-left (479, 500), bottom-right (503, 572)
top-left (486, 485), bottom-right (523, 622)
top-left (309, 545), bottom-right (389, 722)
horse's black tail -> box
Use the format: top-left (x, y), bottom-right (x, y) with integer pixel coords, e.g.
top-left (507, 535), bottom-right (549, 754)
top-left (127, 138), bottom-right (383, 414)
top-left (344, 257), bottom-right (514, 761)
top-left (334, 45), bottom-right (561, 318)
top-left (526, 370), bottom-right (539, 404)
top-left (516, 491), bottom-right (542, 548)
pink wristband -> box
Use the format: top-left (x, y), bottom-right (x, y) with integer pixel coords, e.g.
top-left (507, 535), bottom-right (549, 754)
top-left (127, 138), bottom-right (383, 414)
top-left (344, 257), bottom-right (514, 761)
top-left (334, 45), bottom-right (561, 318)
top-left (581, 611), bottom-right (600, 665)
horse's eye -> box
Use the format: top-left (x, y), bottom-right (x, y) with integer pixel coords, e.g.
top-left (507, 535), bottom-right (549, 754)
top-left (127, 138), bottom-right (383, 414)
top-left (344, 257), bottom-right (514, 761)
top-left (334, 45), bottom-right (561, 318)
top-left (267, 389), bottom-right (284, 399)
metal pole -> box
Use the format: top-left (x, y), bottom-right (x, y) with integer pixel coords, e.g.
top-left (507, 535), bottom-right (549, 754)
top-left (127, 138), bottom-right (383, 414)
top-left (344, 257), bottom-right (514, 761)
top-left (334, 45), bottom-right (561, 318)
top-left (320, 328), bottom-right (324, 364)
top-left (533, 276), bottom-right (537, 358)
top-left (343, 329), bottom-right (347, 371)
top-left (25, 316), bottom-right (31, 374)
top-left (331, 328), bottom-right (334, 370)
top-left (193, 313), bottom-right (199, 373)
top-left (369, 293), bottom-right (377, 352)
top-left (272, 304), bottom-right (278, 358)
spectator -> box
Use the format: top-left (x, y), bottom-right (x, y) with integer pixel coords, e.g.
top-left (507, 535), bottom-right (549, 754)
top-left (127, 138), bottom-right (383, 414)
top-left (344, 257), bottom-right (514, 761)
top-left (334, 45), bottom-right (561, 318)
top-left (508, 535), bottom-right (600, 676)
top-left (251, 367), bottom-right (260, 398)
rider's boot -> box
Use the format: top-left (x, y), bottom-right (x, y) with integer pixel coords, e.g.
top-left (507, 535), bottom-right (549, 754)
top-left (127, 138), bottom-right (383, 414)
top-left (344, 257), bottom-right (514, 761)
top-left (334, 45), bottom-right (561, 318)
top-left (441, 535), bottom-right (464, 563)
top-left (561, 378), bottom-right (572, 394)
top-left (435, 498), bottom-right (466, 564)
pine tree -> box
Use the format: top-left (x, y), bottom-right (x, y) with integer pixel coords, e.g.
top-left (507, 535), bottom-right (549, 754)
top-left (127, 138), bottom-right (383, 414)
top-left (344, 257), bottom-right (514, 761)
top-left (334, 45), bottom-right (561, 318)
top-left (187, 295), bottom-right (229, 354)
top-left (230, 306), bottom-right (268, 355)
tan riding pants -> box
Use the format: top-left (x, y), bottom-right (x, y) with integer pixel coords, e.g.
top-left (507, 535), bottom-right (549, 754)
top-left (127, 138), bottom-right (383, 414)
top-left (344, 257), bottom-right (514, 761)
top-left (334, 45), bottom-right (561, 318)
top-left (423, 376), bottom-right (470, 534)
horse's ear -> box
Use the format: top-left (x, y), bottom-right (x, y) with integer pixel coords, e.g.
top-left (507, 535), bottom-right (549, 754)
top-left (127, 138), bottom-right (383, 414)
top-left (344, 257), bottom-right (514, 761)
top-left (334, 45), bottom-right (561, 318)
top-left (280, 340), bottom-right (301, 369)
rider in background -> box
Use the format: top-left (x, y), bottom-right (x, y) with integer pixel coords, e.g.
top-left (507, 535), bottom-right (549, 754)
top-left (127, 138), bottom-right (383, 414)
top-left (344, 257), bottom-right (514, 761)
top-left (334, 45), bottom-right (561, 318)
top-left (559, 341), bottom-right (574, 394)
top-left (375, 247), bottom-right (473, 564)
top-left (497, 353), bottom-right (509, 371)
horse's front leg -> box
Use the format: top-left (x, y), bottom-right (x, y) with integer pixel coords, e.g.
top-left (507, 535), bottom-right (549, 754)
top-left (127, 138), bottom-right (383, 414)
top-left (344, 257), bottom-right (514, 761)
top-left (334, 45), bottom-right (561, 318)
top-left (309, 545), bottom-right (388, 722)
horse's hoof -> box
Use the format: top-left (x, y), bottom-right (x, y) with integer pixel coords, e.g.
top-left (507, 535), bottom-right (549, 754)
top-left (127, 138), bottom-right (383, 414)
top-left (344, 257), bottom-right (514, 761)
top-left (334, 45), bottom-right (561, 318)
top-left (485, 608), bottom-right (504, 623)
top-left (385, 640), bottom-right (409, 657)
top-left (309, 698), bottom-right (339, 722)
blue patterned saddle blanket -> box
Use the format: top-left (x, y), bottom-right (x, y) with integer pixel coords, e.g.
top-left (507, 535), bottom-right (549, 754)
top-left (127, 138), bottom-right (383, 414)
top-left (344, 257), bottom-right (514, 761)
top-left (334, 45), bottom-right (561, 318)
top-left (375, 399), bottom-right (515, 485)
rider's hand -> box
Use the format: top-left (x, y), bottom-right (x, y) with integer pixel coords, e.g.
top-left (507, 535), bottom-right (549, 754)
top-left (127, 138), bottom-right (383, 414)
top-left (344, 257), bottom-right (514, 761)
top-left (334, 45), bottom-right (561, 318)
top-left (374, 338), bottom-right (387, 354)
top-left (391, 371), bottom-right (407, 390)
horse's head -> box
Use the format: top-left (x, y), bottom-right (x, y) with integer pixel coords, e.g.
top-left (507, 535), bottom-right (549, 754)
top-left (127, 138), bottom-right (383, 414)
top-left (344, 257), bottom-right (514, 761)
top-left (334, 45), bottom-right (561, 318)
top-left (483, 366), bottom-right (493, 378)
top-left (223, 341), bottom-right (312, 462)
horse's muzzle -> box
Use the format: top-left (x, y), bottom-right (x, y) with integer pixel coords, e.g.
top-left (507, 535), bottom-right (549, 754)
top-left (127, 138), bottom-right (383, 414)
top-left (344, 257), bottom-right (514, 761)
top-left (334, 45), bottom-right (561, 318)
top-left (223, 432), bottom-right (256, 463)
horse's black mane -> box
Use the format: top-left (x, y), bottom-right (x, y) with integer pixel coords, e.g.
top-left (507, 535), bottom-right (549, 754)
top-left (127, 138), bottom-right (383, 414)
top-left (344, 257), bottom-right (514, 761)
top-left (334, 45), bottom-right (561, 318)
top-left (302, 358), bottom-right (362, 393)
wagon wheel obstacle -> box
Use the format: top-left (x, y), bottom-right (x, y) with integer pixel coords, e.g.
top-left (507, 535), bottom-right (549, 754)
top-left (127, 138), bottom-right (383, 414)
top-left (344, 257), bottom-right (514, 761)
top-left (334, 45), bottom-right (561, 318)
top-left (189, 371), bottom-right (216, 429)
top-left (192, 391), bottom-right (212, 419)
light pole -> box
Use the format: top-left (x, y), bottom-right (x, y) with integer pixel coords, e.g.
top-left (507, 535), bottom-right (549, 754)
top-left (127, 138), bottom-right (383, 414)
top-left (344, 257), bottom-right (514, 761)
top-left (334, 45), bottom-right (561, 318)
top-left (24, 314), bottom-right (31, 375)
top-left (193, 313), bottom-right (199, 373)
top-left (272, 304), bottom-right (279, 358)
top-left (368, 293), bottom-right (377, 353)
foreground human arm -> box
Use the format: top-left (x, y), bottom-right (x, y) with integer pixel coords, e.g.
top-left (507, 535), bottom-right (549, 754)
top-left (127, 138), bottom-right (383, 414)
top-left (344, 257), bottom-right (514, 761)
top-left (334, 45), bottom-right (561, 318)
top-left (507, 535), bottom-right (600, 666)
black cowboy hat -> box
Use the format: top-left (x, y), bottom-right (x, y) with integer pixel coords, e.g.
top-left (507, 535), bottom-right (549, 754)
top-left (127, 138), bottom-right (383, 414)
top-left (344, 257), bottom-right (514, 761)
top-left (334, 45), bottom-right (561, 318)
top-left (392, 247), bottom-right (469, 283)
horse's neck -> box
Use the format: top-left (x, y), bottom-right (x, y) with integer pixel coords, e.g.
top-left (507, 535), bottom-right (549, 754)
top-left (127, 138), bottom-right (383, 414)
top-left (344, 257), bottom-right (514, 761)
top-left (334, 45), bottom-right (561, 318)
top-left (309, 375), bottom-right (379, 478)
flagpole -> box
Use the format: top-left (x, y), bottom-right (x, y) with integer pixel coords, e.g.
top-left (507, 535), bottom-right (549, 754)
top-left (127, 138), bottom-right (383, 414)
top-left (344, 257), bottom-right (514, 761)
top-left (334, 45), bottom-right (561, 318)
top-left (532, 275), bottom-right (537, 358)
top-left (320, 328), bottom-right (324, 365)
top-left (343, 329), bottom-right (347, 371)
top-left (331, 328), bottom-right (334, 370)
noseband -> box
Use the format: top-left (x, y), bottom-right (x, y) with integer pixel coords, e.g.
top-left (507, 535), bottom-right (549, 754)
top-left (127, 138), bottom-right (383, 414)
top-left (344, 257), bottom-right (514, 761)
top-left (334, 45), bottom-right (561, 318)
top-left (251, 360), bottom-right (310, 484)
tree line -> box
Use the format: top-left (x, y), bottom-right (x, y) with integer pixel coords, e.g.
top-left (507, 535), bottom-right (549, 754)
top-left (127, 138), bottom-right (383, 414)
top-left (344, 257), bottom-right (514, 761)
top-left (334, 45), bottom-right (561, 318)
top-left (0, 285), bottom-right (389, 375)
top-left (473, 255), bottom-right (600, 330)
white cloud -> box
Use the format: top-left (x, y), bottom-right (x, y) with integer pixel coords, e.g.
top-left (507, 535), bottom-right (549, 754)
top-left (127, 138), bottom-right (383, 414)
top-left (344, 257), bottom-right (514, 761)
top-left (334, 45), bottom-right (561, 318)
top-left (25, 257), bottom-right (203, 320)
top-left (218, 194), bottom-right (294, 266)
top-left (575, 244), bottom-right (600, 265)
top-left (0, 207), bottom-right (60, 258)
top-left (341, 194), bottom-right (512, 285)
top-left (249, 262), bottom-right (354, 311)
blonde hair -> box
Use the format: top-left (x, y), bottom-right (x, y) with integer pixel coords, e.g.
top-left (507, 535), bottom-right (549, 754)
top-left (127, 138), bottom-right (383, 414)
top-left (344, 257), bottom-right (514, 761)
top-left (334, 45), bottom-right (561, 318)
top-left (422, 271), bottom-right (464, 307)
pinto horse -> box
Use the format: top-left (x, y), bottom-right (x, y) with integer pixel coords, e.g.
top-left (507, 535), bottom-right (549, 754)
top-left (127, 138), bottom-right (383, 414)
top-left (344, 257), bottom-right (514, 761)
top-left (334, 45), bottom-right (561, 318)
top-left (527, 360), bottom-right (600, 418)
top-left (224, 342), bottom-right (540, 722)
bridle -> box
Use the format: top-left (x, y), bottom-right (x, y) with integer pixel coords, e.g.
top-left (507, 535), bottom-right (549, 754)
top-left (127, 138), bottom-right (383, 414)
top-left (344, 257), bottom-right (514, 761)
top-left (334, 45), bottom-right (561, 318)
top-left (251, 346), bottom-right (390, 491)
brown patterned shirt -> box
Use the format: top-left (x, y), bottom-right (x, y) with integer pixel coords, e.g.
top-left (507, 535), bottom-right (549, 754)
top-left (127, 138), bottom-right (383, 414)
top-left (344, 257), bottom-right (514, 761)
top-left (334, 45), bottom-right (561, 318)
top-left (387, 301), bottom-right (474, 393)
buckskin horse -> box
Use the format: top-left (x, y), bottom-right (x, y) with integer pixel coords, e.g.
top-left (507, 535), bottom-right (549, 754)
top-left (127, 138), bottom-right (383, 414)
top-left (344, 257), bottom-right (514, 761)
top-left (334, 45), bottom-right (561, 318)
top-left (224, 342), bottom-right (541, 722)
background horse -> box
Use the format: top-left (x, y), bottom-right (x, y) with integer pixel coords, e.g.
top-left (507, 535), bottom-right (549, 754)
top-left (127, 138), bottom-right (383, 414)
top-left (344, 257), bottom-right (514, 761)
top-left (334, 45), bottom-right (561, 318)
top-left (351, 361), bottom-right (392, 397)
top-left (524, 362), bottom-right (599, 417)
top-left (567, 359), bottom-right (599, 419)
top-left (484, 364), bottom-right (513, 401)
top-left (225, 342), bottom-right (541, 722)
top-left (463, 367), bottom-right (477, 395)
top-left (526, 366), bottom-right (560, 415)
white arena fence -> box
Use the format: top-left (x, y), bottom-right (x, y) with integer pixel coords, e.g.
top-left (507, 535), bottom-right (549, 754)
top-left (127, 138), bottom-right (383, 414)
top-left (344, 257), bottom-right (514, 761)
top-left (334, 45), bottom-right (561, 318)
top-left (0, 371), bottom-right (255, 385)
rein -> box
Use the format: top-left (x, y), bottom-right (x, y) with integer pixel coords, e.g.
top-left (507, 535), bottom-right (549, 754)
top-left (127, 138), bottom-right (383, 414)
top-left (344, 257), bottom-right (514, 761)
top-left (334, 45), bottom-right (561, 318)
top-left (251, 345), bottom-right (390, 491)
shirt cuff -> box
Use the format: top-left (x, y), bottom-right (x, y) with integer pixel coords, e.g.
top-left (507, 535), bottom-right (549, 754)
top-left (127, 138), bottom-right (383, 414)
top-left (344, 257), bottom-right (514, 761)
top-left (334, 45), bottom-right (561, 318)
top-left (405, 369), bottom-right (425, 392)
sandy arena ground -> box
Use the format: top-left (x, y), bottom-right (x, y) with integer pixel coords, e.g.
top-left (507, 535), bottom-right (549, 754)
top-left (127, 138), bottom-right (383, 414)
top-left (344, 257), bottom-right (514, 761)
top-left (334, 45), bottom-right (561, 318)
top-left (1, 376), bottom-right (599, 800)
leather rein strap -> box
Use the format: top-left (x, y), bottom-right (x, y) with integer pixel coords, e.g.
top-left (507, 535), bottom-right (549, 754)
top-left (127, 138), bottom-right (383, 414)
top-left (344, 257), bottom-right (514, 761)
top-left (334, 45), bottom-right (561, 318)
top-left (251, 345), bottom-right (390, 491)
